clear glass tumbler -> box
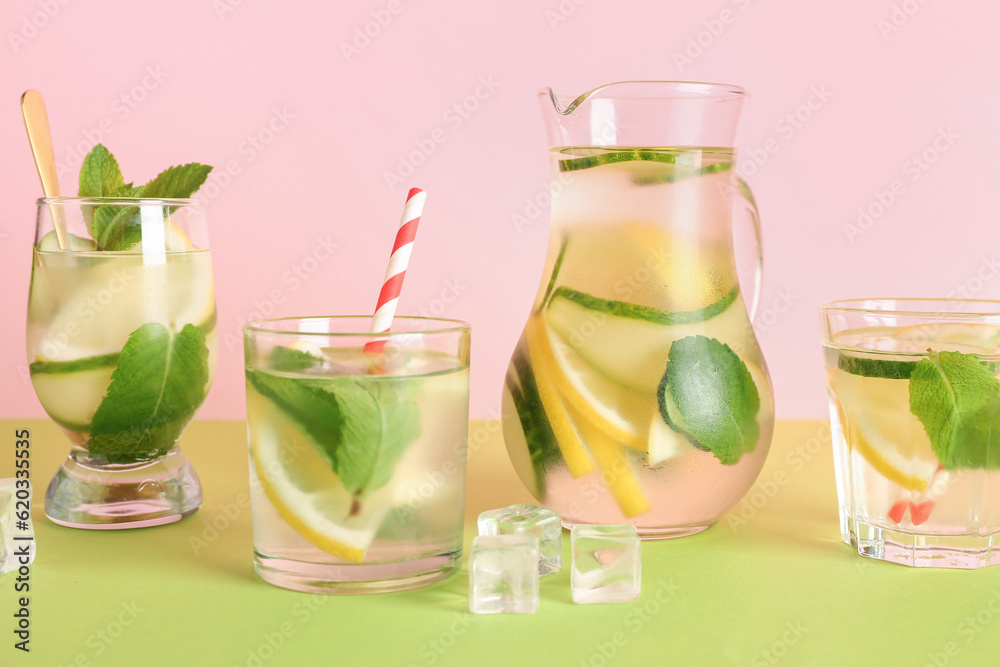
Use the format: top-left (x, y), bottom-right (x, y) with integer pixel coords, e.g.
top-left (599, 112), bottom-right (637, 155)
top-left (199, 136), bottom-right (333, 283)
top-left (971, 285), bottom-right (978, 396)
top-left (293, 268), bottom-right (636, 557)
top-left (821, 298), bottom-right (1000, 568)
top-left (244, 316), bottom-right (471, 593)
top-left (27, 197), bottom-right (216, 528)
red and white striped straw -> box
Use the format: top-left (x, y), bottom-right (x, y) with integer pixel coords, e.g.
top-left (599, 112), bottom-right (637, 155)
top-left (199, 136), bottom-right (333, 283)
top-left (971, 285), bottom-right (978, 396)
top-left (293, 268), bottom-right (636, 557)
top-left (364, 187), bottom-right (426, 354)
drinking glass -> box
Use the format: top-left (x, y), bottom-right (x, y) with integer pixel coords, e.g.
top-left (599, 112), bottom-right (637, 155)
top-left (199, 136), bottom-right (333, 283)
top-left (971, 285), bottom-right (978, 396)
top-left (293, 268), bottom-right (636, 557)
top-left (27, 197), bottom-right (216, 528)
top-left (244, 316), bottom-right (471, 593)
top-left (821, 298), bottom-right (1000, 568)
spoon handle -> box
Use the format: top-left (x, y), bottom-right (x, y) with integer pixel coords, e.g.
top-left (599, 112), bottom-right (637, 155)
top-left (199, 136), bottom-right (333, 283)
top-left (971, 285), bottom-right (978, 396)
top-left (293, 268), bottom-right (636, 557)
top-left (21, 89), bottom-right (67, 249)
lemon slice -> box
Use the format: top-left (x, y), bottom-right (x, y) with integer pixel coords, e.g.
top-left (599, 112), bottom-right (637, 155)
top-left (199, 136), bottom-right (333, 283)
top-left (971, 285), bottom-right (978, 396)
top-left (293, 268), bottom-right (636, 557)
top-left (548, 223), bottom-right (736, 316)
top-left (536, 318), bottom-right (650, 450)
top-left (566, 404), bottom-right (650, 518)
top-left (164, 221), bottom-right (194, 251)
top-left (249, 392), bottom-right (393, 562)
top-left (893, 323), bottom-right (1000, 353)
top-left (648, 414), bottom-right (694, 466)
top-left (833, 368), bottom-right (938, 492)
top-left (850, 414), bottom-right (938, 492)
top-left (523, 322), bottom-right (595, 478)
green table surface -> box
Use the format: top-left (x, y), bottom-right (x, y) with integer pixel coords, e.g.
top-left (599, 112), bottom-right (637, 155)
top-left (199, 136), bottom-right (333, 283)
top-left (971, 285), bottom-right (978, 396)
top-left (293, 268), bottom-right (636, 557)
top-left (2, 419), bottom-right (1000, 667)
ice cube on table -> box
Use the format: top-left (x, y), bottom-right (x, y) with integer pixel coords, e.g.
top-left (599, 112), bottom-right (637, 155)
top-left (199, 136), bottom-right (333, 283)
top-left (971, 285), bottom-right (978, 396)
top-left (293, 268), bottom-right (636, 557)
top-left (478, 503), bottom-right (562, 576)
top-left (469, 534), bottom-right (540, 614)
top-left (571, 524), bottom-right (640, 604)
top-left (0, 479), bottom-right (35, 575)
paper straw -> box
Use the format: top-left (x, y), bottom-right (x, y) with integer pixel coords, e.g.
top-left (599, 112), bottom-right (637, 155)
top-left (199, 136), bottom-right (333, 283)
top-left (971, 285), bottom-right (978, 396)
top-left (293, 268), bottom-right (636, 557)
top-left (364, 187), bottom-right (426, 354)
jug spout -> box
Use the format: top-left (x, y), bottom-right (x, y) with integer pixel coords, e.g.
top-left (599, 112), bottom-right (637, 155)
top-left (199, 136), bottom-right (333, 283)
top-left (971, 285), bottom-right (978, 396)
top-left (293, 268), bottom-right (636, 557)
top-left (539, 80), bottom-right (747, 148)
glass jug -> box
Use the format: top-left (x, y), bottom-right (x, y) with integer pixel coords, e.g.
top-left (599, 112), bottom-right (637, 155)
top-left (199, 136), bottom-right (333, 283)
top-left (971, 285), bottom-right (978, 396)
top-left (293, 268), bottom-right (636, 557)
top-left (501, 81), bottom-right (775, 537)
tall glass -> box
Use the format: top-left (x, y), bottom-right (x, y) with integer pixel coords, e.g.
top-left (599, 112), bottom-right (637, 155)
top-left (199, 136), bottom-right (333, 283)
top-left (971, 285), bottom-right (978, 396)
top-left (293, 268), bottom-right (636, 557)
top-left (822, 299), bottom-right (1000, 568)
top-left (502, 81), bottom-right (774, 537)
top-left (27, 198), bottom-right (216, 528)
top-left (244, 316), bottom-right (471, 594)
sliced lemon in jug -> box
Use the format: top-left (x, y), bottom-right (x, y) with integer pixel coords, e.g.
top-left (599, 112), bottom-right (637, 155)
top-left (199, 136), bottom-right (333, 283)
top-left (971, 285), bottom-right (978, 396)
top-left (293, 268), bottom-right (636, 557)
top-left (531, 316), bottom-right (650, 451)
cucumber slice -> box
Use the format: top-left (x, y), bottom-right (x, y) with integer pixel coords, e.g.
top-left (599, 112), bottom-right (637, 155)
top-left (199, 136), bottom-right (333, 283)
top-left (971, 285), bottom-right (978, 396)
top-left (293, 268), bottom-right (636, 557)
top-left (502, 382), bottom-right (545, 498)
top-left (37, 231), bottom-right (97, 252)
top-left (551, 286), bottom-right (738, 326)
top-left (837, 354), bottom-right (916, 380)
top-left (505, 350), bottom-right (564, 496)
top-left (30, 355), bottom-right (117, 431)
top-left (545, 286), bottom-right (747, 394)
top-left (557, 148), bottom-right (698, 173)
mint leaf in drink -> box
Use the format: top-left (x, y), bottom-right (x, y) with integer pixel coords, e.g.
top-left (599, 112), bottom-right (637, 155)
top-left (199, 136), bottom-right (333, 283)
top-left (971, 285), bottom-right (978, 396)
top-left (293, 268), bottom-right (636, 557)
top-left (87, 323), bottom-right (210, 463)
top-left (247, 367), bottom-right (422, 498)
top-left (332, 380), bottom-right (421, 498)
top-left (909, 351), bottom-right (1000, 470)
top-left (91, 205), bottom-right (141, 250)
top-left (78, 144), bottom-right (125, 198)
top-left (246, 371), bottom-right (343, 467)
top-left (142, 164), bottom-right (213, 199)
top-left (657, 335), bottom-right (760, 465)
top-left (267, 346), bottom-right (324, 372)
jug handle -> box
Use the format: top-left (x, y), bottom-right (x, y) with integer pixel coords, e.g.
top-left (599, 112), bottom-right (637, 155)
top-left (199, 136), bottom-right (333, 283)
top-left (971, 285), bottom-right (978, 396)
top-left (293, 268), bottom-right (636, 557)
top-left (736, 177), bottom-right (764, 322)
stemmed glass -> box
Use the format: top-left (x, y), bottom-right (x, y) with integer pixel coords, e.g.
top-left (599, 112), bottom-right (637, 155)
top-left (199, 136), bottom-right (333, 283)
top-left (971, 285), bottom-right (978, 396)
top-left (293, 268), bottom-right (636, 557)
top-left (26, 197), bottom-right (216, 528)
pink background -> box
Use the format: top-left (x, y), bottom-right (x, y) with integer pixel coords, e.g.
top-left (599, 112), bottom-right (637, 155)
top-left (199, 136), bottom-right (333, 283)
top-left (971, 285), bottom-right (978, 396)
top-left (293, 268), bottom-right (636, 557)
top-left (2, 0), bottom-right (999, 421)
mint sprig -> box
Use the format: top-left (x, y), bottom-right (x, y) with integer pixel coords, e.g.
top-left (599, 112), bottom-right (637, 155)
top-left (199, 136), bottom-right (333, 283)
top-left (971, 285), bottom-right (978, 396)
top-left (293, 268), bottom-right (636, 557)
top-left (77, 144), bottom-right (212, 251)
top-left (87, 323), bottom-right (210, 463)
top-left (909, 351), bottom-right (1000, 471)
top-left (657, 335), bottom-right (760, 465)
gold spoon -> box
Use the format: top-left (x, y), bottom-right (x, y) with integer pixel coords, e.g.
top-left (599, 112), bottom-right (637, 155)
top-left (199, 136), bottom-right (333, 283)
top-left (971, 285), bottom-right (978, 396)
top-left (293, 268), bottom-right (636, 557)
top-left (21, 89), bottom-right (67, 249)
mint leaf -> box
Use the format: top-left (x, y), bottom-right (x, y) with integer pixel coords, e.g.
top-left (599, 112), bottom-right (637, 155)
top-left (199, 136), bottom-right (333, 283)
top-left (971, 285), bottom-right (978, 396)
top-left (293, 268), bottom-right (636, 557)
top-left (332, 380), bottom-right (421, 497)
top-left (94, 163), bottom-right (207, 249)
top-left (247, 369), bottom-right (421, 498)
top-left (142, 163), bottom-right (212, 199)
top-left (246, 371), bottom-right (343, 467)
top-left (267, 346), bottom-right (324, 373)
top-left (77, 146), bottom-right (210, 249)
top-left (115, 183), bottom-right (145, 197)
top-left (78, 144), bottom-right (125, 198)
top-left (91, 205), bottom-right (141, 250)
top-left (909, 351), bottom-right (1000, 470)
top-left (657, 335), bottom-right (760, 465)
top-left (87, 323), bottom-right (209, 463)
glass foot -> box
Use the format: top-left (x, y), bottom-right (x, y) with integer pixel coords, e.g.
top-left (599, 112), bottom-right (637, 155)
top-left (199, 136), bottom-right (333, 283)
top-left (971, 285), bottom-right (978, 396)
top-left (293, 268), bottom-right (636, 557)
top-left (44, 448), bottom-right (202, 529)
top-left (848, 516), bottom-right (1000, 569)
top-left (561, 520), bottom-right (711, 540)
top-left (253, 551), bottom-right (462, 595)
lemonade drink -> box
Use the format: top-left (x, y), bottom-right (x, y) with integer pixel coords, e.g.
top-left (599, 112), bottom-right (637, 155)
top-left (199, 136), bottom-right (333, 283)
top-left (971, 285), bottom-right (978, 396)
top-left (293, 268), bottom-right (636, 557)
top-left (823, 301), bottom-right (1000, 568)
top-left (244, 318), bottom-right (470, 593)
top-left (27, 245), bottom-right (216, 450)
top-left (502, 147), bottom-right (774, 536)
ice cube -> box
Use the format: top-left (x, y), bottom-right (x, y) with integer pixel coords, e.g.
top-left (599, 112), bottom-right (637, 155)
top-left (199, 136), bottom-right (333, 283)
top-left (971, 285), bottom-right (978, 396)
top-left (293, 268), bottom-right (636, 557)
top-left (469, 534), bottom-right (539, 614)
top-left (478, 503), bottom-right (562, 576)
top-left (571, 524), bottom-right (640, 604)
top-left (0, 480), bottom-right (35, 575)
